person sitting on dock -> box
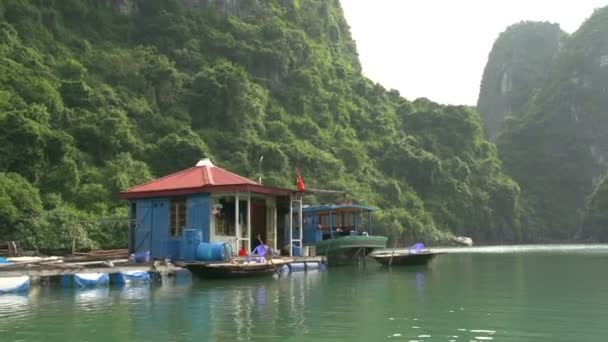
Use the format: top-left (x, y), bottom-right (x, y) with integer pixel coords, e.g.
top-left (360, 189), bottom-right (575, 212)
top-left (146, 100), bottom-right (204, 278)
top-left (249, 244), bottom-right (272, 263)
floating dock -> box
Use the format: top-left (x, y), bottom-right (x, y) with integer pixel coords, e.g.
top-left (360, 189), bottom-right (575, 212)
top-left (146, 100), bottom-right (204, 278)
top-left (0, 255), bottom-right (327, 293)
top-left (0, 260), bottom-right (180, 279)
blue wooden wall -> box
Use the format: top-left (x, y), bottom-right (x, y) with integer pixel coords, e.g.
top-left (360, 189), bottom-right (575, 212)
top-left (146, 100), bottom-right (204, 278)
top-left (282, 212), bottom-right (321, 246)
top-left (132, 194), bottom-right (211, 260)
top-left (133, 198), bottom-right (169, 258)
top-left (187, 194), bottom-right (211, 242)
top-left (150, 199), bottom-right (170, 258)
top-left (133, 200), bottom-right (152, 253)
top-left (303, 213), bottom-right (322, 244)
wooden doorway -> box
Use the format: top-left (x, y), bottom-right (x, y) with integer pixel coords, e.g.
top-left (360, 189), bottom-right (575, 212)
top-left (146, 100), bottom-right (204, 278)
top-left (250, 198), bottom-right (267, 250)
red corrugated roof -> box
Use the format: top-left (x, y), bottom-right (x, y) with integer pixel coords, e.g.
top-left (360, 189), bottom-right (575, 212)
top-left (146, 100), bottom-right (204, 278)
top-left (120, 159), bottom-right (293, 199)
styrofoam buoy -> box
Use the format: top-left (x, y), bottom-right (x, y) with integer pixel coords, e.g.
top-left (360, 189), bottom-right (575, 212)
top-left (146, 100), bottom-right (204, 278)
top-left (62, 273), bottom-right (109, 288)
top-left (305, 261), bottom-right (320, 270)
top-left (289, 262), bottom-right (306, 272)
top-left (110, 271), bottom-right (151, 284)
top-left (0, 276), bottom-right (30, 294)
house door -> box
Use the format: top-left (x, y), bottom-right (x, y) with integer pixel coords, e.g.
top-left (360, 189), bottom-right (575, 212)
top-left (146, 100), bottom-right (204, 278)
top-left (134, 201), bottom-right (152, 253)
top-left (151, 199), bottom-right (169, 258)
top-left (250, 200), bottom-right (267, 250)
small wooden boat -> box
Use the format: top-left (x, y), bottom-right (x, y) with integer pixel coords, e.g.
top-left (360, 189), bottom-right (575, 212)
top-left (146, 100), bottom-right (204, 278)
top-left (371, 251), bottom-right (443, 266)
top-left (182, 259), bottom-right (289, 279)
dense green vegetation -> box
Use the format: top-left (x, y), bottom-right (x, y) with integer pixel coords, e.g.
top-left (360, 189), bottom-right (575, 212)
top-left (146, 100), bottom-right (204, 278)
top-left (0, 0), bottom-right (523, 251)
top-left (480, 8), bottom-right (608, 241)
top-left (477, 21), bottom-right (565, 140)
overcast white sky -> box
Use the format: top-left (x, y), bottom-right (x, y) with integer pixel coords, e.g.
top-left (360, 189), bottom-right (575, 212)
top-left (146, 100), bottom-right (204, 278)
top-left (341, 0), bottom-right (607, 105)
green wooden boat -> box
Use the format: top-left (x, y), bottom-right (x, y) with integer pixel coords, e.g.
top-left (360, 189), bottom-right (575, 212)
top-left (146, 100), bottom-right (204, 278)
top-left (314, 235), bottom-right (388, 266)
top-left (294, 203), bottom-right (388, 266)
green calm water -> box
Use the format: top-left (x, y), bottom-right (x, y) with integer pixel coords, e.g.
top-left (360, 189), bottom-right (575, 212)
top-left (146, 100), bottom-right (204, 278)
top-left (2, 245), bottom-right (608, 341)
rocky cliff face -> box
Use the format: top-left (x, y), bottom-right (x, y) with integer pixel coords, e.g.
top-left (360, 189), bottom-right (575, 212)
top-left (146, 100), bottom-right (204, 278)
top-left (477, 21), bottom-right (565, 140)
top-left (489, 8), bottom-right (608, 240)
top-left (582, 175), bottom-right (608, 241)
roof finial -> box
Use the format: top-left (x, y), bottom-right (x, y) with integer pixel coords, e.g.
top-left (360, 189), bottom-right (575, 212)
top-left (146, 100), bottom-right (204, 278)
top-left (196, 158), bottom-right (214, 167)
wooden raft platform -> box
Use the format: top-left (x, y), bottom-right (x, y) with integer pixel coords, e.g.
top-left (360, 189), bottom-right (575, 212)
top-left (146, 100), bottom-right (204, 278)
top-left (0, 260), bottom-right (180, 278)
top-left (0, 256), bottom-right (326, 278)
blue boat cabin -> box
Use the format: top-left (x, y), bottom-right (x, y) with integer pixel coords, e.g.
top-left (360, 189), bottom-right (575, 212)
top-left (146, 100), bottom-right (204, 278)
top-left (288, 204), bottom-right (378, 248)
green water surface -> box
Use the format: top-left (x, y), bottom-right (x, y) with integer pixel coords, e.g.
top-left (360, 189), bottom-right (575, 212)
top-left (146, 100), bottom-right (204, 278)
top-left (2, 245), bottom-right (608, 341)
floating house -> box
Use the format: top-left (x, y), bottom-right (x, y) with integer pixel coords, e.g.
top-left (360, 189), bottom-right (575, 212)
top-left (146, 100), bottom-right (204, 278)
top-left (120, 159), bottom-right (304, 260)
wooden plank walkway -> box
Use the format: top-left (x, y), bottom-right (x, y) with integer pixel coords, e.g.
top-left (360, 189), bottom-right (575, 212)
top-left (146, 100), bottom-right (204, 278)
top-left (0, 256), bottom-right (326, 278)
top-left (0, 262), bottom-right (180, 278)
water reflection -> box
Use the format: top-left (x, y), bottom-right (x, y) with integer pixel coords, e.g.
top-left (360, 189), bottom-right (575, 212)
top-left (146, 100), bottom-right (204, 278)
top-left (118, 284), bottom-right (151, 301)
top-left (202, 271), bottom-right (326, 341)
top-left (75, 287), bottom-right (110, 309)
top-left (0, 293), bottom-right (29, 314)
top-left (415, 271), bottom-right (425, 296)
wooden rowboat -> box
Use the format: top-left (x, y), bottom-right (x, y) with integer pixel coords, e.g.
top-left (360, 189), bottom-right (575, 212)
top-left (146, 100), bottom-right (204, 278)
top-left (182, 259), bottom-right (290, 279)
top-left (371, 251), bottom-right (443, 266)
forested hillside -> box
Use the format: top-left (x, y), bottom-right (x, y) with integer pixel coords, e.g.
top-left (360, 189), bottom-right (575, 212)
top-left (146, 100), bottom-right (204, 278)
top-left (479, 8), bottom-right (608, 241)
top-left (0, 0), bottom-right (523, 251)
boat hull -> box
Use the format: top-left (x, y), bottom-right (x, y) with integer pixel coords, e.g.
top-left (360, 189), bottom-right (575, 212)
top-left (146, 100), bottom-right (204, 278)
top-left (314, 236), bottom-right (388, 266)
top-left (372, 252), bottom-right (443, 266)
top-left (184, 260), bottom-right (288, 279)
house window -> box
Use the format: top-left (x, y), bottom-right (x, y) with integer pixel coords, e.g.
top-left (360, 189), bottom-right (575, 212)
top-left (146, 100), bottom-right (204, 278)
top-left (129, 202), bottom-right (137, 230)
top-left (171, 197), bottom-right (187, 237)
top-left (319, 214), bottom-right (329, 229)
top-left (214, 196), bottom-right (235, 236)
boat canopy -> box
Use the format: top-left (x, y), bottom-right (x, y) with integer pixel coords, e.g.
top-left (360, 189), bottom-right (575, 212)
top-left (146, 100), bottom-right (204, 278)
top-left (300, 204), bottom-right (380, 214)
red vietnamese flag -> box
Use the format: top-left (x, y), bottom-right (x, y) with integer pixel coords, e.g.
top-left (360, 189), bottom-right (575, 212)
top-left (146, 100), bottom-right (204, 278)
top-left (296, 168), bottom-right (306, 191)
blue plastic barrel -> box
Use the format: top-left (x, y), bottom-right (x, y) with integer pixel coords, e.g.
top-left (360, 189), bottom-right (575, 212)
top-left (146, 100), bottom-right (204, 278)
top-left (195, 242), bottom-right (227, 261)
top-left (134, 250), bottom-right (150, 263)
top-left (181, 229), bottom-right (203, 262)
top-left (164, 240), bottom-right (180, 261)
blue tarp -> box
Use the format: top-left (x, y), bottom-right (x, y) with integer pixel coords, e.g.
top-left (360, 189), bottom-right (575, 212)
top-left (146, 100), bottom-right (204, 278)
top-left (0, 276), bottom-right (30, 294)
top-left (62, 273), bottom-right (109, 288)
top-left (110, 271), bottom-right (151, 284)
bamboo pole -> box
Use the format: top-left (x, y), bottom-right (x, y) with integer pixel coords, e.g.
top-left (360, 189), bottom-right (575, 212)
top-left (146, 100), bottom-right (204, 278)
top-left (388, 238), bottom-right (398, 268)
top-left (257, 235), bottom-right (281, 278)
